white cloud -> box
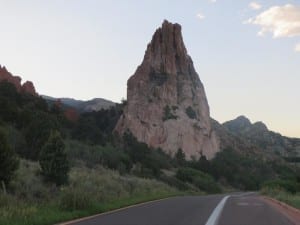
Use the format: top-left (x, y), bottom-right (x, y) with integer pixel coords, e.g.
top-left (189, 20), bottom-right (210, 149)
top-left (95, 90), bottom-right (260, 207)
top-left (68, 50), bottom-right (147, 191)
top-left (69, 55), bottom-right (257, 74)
top-left (249, 2), bottom-right (262, 10)
top-left (246, 4), bottom-right (300, 38)
top-left (196, 13), bottom-right (206, 20)
top-left (209, 0), bottom-right (216, 3)
top-left (295, 43), bottom-right (300, 52)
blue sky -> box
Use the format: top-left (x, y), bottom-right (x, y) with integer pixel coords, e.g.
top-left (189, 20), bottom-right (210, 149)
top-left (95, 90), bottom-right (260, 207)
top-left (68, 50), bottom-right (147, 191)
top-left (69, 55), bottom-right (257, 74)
top-left (0, 0), bottom-right (299, 137)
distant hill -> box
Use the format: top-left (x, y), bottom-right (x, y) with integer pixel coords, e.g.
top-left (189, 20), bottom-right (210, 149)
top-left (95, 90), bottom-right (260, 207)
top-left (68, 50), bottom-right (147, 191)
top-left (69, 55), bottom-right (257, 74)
top-left (42, 95), bottom-right (116, 113)
top-left (217, 115), bottom-right (300, 157)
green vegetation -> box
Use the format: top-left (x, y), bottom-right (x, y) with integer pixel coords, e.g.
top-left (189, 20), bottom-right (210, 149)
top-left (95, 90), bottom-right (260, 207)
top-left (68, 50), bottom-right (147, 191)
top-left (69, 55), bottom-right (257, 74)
top-left (0, 129), bottom-right (19, 187)
top-left (261, 185), bottom-right (300, 209)
top-left (175, 148), bottom-right (185, 166)
top-left (261, 178), bottom-right (300, 209)
top-left (176, 167), bottom-right (221, 194)
top-left (0, 160), bottom-right (181, 225)
top-left (163, 105), bottom-right (178, 121)
top-left (0, 79), bottom-right (299, 224)
top-left (185, 106), bottom-right (197, 119)
top-left (39, 131), bottom-right (69, 185)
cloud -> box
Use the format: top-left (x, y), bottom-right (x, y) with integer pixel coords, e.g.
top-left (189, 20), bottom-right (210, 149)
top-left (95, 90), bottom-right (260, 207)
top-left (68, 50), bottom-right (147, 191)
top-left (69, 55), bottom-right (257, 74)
top-left (209, 0), bottom-right (216, 3)
top-left (196, 13), bottom-right (206, 20)
top-left (249, 2), bottom-right (262, 10)
top-left (295, 43), bottom-right (300, 52)
top-left (245, 4), bottom-right (300, 38)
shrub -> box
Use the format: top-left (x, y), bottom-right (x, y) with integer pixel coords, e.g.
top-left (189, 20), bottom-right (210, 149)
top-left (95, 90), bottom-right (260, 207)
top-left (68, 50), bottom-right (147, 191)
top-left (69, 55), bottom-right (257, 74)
top-left (0, 129), bottom-right (19, 187)
top-left (175, 149), bottom-right (186, 166)
top-left (176, 167), bottom-right (221, 193)
top-left (159, 175), bottom-right (190, 191)
top-left (163, 105), bottom-right (178, 121)
top-left (185, 106), bottom-right (197, 119)
top-left (262, 179), bottom-right (299, 194)
top-left (39, 131), bottom-right (69, 185)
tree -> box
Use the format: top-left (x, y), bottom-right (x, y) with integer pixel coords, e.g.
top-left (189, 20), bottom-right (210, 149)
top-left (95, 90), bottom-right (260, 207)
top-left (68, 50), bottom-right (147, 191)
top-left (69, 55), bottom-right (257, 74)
top-left (175, 148), bottom-right (186, 166)
top-left (24, 111), bottom-right (60, 160)
top-left (39, 131), bottom-right (69, 185)
top-left (0, 129), bottom-right (19, 187)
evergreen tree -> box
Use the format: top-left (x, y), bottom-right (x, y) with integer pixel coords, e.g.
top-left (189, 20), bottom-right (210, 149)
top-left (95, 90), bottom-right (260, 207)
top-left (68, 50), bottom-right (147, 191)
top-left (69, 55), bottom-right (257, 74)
top-left (0, 129), bottom-right (19, 186)
top-left (39, 131), bottom-right (69, 185)
top-left (175, 148), bottom-right (186, 166)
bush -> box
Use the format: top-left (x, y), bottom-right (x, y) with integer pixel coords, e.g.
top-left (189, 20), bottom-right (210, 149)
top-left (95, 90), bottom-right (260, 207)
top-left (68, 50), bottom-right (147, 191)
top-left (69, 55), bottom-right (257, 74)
top-left (262, 179), bottom-right (299, 194)
top-left (39, 131), bottom-right (69, 185)
top-left (0, 129), bottom-right (19, 186)
top-left (159, 175), bottom-right (190, 191)
top-left (163, 105), bottom-right (178, 121)
top-left (176, 167), bottom-right (221, 193)
top-left (10, 160), bottom-right (55, 201)
top-left (185, 106), bottom-right (197, 119)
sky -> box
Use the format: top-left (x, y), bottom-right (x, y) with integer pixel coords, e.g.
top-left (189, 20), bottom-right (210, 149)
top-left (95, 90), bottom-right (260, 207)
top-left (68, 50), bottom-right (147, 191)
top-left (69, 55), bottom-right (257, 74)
top-left (0, 0), bottom-right (299, 138)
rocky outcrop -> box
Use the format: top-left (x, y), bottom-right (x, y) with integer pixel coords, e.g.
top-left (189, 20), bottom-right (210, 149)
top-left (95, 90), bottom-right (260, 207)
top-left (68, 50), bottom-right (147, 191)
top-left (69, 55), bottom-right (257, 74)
top-left (0, 65), bottom-right (38, 96)
top-left (22, 81), bottom-right (37, 96)
top-left (221, 115), bottom-right (300, 157)
top-left (115, 20), bottom-right (219, 159)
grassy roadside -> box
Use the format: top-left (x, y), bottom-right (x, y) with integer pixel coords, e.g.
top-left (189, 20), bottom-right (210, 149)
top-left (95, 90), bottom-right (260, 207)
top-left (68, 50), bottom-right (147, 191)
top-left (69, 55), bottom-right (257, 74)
top-left (0, 160), bottom-right (199, 225)
top-left (0, 190), bottom-right (186, 225)
top-left (261, 188), bottom-right (300, 210)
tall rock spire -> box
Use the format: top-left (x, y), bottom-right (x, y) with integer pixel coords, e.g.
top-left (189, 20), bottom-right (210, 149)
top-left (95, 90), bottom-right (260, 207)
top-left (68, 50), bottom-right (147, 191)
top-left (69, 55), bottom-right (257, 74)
top-left (115, 20), bottom-right (219, 159)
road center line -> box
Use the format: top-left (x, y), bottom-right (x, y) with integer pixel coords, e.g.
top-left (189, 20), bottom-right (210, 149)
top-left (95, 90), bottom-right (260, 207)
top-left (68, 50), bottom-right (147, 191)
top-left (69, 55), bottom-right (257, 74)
top-left (205, 195), bottom-right (230, 225)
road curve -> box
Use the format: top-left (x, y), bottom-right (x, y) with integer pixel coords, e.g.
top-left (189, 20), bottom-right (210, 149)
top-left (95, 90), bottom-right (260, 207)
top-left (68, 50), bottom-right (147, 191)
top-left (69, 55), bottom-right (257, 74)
top-left (61, 193), bottom-right (296, 225)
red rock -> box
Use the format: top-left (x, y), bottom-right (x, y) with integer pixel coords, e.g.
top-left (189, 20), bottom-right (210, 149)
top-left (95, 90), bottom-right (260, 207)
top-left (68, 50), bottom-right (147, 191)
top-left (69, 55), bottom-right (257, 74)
top-left (0, 65), bottom-right (38, 96)
top-left (22, 81), bottom-right (37, 96)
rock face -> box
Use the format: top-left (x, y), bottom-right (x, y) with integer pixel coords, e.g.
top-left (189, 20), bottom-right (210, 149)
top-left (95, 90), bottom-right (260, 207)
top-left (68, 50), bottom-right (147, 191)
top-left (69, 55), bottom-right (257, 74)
top-left (0, 65), bottom-right (38, 96)
top-left (115, 20), bottom-right (219, 159)
top-left (220, 115), bottom-right (300, 157)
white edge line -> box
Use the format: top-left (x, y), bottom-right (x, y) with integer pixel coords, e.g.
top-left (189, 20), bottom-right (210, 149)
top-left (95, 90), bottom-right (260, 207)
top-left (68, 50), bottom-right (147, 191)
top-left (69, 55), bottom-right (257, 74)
top-left (205, 195), bottom-right (230, 225)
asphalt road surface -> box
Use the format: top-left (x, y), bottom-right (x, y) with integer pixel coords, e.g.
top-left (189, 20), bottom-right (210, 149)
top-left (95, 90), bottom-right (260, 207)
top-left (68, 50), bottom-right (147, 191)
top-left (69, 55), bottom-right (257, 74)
top-left (63, 193), bottom-right (296, 225)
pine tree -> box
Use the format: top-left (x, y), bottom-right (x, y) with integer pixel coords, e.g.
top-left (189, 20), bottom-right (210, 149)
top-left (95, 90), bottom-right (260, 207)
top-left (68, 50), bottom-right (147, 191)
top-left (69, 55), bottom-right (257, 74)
top-left (175, 148), bottom-right (186, 166)
top-left (39, 131), bottom-right (69, 185)
top-left (0, 129), bottom-right (19, 187)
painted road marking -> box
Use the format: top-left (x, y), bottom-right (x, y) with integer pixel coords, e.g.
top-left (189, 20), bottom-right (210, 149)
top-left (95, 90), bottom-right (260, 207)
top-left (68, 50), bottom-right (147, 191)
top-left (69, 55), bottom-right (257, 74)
top-left (205, 195), bottom-right (230, 225)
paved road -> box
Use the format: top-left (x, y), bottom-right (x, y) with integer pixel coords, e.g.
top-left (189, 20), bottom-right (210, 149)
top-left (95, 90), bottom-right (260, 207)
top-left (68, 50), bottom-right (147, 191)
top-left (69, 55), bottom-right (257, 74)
top-left (63, 193), bottom-right (296, 225)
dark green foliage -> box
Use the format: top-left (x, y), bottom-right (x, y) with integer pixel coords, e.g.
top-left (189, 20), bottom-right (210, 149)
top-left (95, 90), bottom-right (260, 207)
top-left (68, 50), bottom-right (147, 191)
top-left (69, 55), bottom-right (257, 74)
top-left (186, 148), bottom-right (299, 191)
top-left (175, 148), bottom-right (186, 166)
top-left (176, 167), bottom-right (221, 193)
top-left (123, 131), bottom-right (172, 178)
top-left (72, 105), bottom-right (123, 145)
top-left (163, 105), bottom-right (178, 121)
top-left (39, 131), bottom-right (69, 185)
top-left (159, 175), bottom-right (190, 191)
top-left (284, 157), bottom-right (300, 163)
top-left (208, 148), bottom-right (272, 190)
top-left (0, 129), bottom-right (19, 186)
top-left (0, 81), bottom-right (64, 160)
top-left (185, 106), bottom-right (197, 119)
top-left (262, 179), bottom-right (300, 194)
top-left (24, 112), bottom-right (60, 160)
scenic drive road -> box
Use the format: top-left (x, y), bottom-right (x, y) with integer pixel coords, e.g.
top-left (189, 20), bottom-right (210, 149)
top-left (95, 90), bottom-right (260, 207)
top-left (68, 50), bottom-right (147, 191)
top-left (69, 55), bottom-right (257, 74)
top-left (60, 192), bottom-right (298, 225)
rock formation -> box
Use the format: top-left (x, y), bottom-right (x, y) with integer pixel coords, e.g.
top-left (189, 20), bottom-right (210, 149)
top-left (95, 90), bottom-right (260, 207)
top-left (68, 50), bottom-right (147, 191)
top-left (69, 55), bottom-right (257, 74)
top-left (221, 115), bottom-right (300, 157)
top-left (0, 65), bottom-right (38, 96)
top-left (115, 20), bottom-right (219, 159)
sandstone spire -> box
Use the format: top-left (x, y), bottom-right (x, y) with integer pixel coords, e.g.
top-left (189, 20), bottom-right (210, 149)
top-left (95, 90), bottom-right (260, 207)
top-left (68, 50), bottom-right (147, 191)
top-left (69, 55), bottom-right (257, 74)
top-left (115, 20), bottom-right (219, 159)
